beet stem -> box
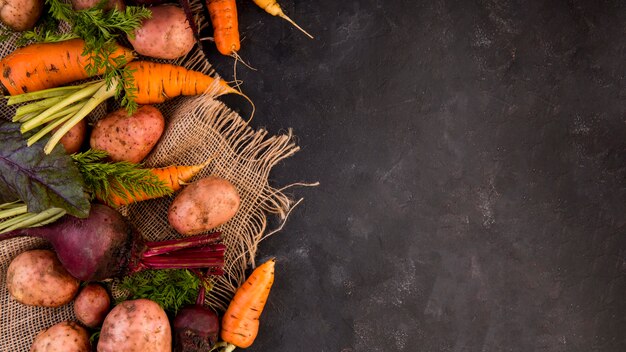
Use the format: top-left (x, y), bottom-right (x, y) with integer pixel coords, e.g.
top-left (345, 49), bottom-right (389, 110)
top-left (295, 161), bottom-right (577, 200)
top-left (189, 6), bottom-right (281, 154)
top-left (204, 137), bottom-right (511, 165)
top-left (143, 232), bottom-right (221, 257)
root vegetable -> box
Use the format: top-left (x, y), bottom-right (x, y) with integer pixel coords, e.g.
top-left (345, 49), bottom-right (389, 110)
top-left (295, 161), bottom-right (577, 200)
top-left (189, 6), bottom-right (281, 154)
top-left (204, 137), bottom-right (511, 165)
top-left (0, 204), bottom-right (225, 281)
top-left (98, 298), bottom-right (171, 352)
top-left (221, 258), bottom-right (275, 350)
top-left (0, 0), bottom-right (43, 31)
top-left (90, 105), bottom-right (165, 163)
top-left (128, 5), bottom-right (195, 60)
top-left (206, 0), bottom-right (240, 56)
top-left (57, 118), bottom-right (86, 154)
top-left (168, 176), bottom-right (240, 236)
top-left (7, 249), bottom-right (79, 307)
top-left (30, 321), bottom-right (90, 352)
top-left (74, 283), bottom-right (111, 328)
top-left (173, 286), bottom-right (219, 351)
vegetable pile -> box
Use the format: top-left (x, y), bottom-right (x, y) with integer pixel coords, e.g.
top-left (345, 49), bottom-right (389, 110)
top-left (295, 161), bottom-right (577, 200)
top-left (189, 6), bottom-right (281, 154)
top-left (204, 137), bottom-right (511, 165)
top-left (0, 0), bottom-right (309, 350)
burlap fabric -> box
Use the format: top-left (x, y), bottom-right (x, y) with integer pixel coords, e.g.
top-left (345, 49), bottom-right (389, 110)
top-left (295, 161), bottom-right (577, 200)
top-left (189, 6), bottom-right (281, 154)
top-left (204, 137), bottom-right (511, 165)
top-left (0, 9), bottom-right (304, 350)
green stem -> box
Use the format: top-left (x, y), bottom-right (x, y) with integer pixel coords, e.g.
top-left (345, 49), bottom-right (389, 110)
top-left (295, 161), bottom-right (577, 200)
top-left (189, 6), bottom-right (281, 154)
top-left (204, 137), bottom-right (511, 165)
top-left (0, 201), bottom-right (22, 210)
top-left (44, 78), bottom-right (118, 154)
top-left (15, 112), bottom-right (37, 123)
top-left (0, 213), bottom-right (32, 232)
top-left (0, 205), bottom-right (27, 219)
top-left (7, 83), bottom-right (91, 105)
top-left (27, 109), bottom-right (76, 146)
top-left (0, 208), bottom-right (66, 234)
top-left (21, 81), bottom-right (104, 133)
top-left (15, 95), bottom-right (67, 117)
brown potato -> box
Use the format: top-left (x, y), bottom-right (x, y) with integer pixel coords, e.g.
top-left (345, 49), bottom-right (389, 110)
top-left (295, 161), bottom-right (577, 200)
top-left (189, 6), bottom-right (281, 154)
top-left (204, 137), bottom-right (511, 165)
top-left (71, 0), bottom-right (125, 11)
top-left (30, 321), bottom-right (90, 352)
top-left (74, 283), bottom-right (111, 328)
top-left (168, 176), bottom-right (240, 236)
top-left (98, 299), bottom-right (171, 352)
top-left (57, 118), bottom-right (86, 154)
top-left (128, 5), bottom-right (195, 60)
top-left (90, 105), bottom-right (165, 163)
top-left (0, 0), bottom-right (43, 31)
top-left (7, 249), bottom-right (79, 308)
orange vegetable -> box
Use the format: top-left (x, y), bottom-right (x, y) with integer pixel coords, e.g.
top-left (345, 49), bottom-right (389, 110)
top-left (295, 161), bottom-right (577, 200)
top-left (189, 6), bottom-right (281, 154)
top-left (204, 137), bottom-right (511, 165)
top-left (251, 0), bottom-right (313, 39)
top-left (0, 39), bottom-right (133, 95)
top-left (106, 162), bottom-right (208, 207)
top-left (221, 258), bottom-right (276, 351)
top-left (126, 61), bottom-right (241, 104)
top-left (207, 0), bottom-right (240, 56)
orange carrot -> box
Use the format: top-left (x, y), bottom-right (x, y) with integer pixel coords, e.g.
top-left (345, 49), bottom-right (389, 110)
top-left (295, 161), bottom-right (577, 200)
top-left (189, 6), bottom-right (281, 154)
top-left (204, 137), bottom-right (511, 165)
top-left (126, 61), bottom-right (241, 104)
top-left (252, 0), bottom-right (314, 39)
top-left (106, 163), bottom-right (207, 207)
top-left (221, 258), bottom-right (276, 351)
top-left (0, 39), bottom-right (134, 95)
top-left (207, 0), bottom-right (241, 56)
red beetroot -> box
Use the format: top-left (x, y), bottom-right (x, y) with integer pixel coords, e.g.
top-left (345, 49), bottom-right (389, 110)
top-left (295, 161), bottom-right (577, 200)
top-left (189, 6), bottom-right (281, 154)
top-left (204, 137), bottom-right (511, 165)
top-left (0, 204), bottom-right (224, 281)
top-left (173, 286), bottom-right (220, 352)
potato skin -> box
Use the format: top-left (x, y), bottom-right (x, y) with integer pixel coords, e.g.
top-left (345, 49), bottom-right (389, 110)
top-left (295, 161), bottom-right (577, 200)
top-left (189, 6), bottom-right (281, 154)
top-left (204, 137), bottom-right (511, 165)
top-left (90, 105), bottom-right (165, 163)
top-left (0, 0), bottom-right (43, 31)
top-left (30, 321), bottom-right (90, 352)
top-left (74, 283), bottom-right (111, 328)
top-left (168, 176), bottom-right (240, 236)
top-left (128, 5), bottom-right (195, 60)
top-left (71, 0), bottom-right (125, 11)
top-left (7, 249), bottom-right (79, 308)
top-left (58, 118), bottom-right (86, 154)
top-left (98, 299), bottom-right (171, 352)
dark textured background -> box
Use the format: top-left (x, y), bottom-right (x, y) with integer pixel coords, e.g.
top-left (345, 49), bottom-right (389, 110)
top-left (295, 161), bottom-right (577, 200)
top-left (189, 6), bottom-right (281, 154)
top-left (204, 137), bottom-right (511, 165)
top-left (211, 1), bottom-right (625, 351)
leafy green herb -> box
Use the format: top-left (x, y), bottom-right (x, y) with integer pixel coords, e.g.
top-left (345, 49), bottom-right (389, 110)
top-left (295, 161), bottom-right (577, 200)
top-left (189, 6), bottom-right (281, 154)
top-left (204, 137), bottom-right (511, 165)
top-left (71, 149), bottom-right (173, 206)
top-left (118, 269), bottom-right (204, 314)
top-left (0, 121), bottom-right (90, 218)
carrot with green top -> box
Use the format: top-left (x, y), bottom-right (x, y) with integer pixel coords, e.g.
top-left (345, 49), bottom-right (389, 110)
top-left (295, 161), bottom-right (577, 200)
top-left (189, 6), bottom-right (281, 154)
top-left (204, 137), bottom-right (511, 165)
top-left (105, 162), bottom-right (210, 207)
top-left (0, 39), bottom-right (134, 95)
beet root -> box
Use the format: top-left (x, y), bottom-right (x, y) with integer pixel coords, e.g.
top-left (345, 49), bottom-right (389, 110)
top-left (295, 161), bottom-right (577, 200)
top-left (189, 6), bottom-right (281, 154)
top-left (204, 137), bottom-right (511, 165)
top-left (173, 286), bottom-right (219, 352)
top-left (0, 204), bottom-right (225, 281)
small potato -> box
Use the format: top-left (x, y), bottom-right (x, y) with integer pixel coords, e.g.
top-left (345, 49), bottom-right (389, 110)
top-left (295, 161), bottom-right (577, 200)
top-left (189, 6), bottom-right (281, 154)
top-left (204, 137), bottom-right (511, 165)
top-left (7, 249), bottom-right (79, 308)
top-left (57, 118), bottom-right (86, 154)
top-left (74, 283), bottom-right (111, 328)
top-left (71, 0), bottom-right (125, 11)
top-left (30, 321), bottom-right (90, 352)
top-left (90, 105), bottom-right (165, 163)
top-left (128, 5), bottom-right (195, 60)
top-left (98, 299), bottom-right (171, 352)
top-left (168, 176), bottom-right (240, 236)
top-left (0, 0), bottom-right (43, 31)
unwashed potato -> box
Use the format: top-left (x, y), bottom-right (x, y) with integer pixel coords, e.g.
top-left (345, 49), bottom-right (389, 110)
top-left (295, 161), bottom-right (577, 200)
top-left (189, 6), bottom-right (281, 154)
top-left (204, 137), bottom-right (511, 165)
top-left (74, 283), bottom-right (111, 328)
top-left (71, 0), bottom-right (125, 11)
top-left (57, 118), bottom-right (87, 154)
top-left (128, 4), bottom-right (195, 60)
top-left (30, 321), bottom-right (90, 352)
top-left (90, 105), bottom-right (165, 163)
top-left (7, 249), bottom-right (79, 307)
top-left (168, 176), bottom-right (240, 236)
top-left (98, 299), bottom-right (171, 352)
top-left (0, 0), bottom-right (43, 31)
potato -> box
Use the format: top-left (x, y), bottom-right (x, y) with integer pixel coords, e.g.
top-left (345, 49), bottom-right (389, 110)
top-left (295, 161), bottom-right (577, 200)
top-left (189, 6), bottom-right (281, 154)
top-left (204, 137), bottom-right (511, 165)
top-left (0, 0), bottom-right (43, 31)
top-left (128, 5), bottom-right (195, 60)
top-left (57, 118), bottom-right (86, 154)
top-left (30, 321), bottom-right (90, 352)
top-left (7, 249), bottom-right (79, 307)
top-left (71, 0), bottom-right (125, 11)
top-left (74, 283), bottom-right (111, 328)
top-left (90, 105), bottom-right (165, 163)
top-left (98, 299), bottom-right (171, 352)
top-left (168, 176), bottom-right (240, 236)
